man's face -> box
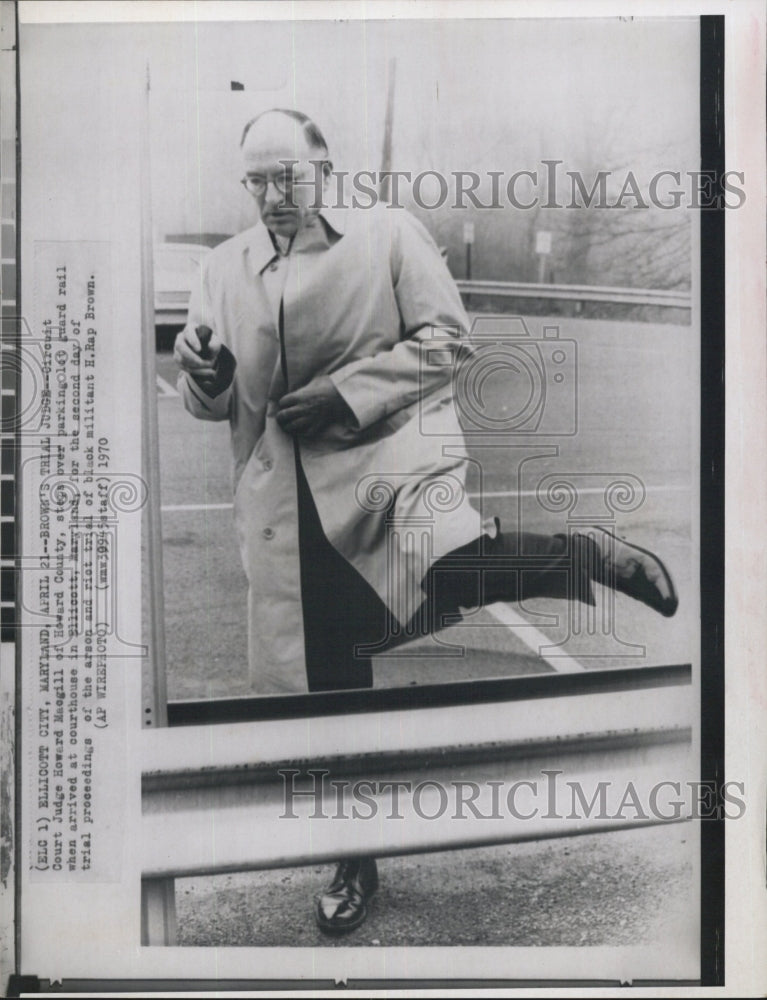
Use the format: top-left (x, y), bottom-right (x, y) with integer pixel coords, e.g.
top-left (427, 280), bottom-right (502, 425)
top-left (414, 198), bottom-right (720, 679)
top-left (241, 113), bottom-right (329, 238)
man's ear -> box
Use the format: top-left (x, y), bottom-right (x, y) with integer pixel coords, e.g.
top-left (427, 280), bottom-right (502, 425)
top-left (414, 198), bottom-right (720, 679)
top-left (320, 160), bottom-right (333, 206)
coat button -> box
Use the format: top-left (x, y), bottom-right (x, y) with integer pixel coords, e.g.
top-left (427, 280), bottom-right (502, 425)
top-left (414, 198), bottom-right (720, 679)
top-left (268, 261), bottom-right (279, 272)
top-left (263, 459), bottom-right (273, 471)
top-left (262, 527), bottom-right (275, 539)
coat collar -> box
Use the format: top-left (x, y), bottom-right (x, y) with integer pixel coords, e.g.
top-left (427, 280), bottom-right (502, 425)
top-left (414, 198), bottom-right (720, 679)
top-left (244, 207), bottom-right (347, 276)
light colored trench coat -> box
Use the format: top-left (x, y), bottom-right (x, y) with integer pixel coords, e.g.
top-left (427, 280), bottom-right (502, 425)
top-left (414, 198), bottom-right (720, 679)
top-left (179, 204), bottom-right (485, 692)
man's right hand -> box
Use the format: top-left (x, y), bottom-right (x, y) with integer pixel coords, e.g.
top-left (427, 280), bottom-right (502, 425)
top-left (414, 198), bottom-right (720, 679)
top-left (173, 325), bottom-right (223, 382)
top-left (174, 325), bottom-right (237, 397)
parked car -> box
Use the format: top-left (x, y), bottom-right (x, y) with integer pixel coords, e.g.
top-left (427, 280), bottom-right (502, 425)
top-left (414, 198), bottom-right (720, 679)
top-left (154, 242), bottom-right (211, 329)
top-left (154, 235), bottom-right (232, 348)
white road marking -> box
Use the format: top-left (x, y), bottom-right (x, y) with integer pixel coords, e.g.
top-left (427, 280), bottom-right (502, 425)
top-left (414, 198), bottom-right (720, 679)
top-left (156, 373), bottom-right (179, 398)
top-left (161, 502), bottom-right (233, 512)
top-left (482, 601), bottom-right (587, 673)
top-left (160, 483), bottom-right (689, 514)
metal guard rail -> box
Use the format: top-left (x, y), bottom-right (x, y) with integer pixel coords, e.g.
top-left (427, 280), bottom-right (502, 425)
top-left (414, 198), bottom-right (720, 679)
top-left (140, 663), bottom-right (694, 944)
top-left (455, 280), bottom-right (692, 309)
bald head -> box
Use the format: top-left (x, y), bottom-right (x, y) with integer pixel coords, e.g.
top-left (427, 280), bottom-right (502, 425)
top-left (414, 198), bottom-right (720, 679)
top-left (240, 109), bottom-right (329, 156)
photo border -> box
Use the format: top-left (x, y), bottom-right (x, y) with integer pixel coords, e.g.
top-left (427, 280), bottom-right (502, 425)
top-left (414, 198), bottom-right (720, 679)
top-left (3, 2), bottom-right (759, 995)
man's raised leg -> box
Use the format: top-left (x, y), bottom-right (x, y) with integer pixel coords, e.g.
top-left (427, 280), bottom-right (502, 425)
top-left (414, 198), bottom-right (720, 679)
top-left (420, 522), bottom-right (678, 626)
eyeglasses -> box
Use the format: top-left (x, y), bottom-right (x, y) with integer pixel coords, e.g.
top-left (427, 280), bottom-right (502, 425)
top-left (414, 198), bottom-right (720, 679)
top-left (240, 164), bottom-right (325, 198)
top-left (241, 172), bottom-right (294, 197)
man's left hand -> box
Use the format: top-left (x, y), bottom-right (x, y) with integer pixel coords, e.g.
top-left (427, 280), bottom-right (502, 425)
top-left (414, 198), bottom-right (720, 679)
top-left (276, 376), bottom-right (354, 437)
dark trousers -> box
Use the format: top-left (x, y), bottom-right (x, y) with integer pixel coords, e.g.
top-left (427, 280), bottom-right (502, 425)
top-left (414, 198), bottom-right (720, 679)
top-left (296, 460), bottom-right (599, 693)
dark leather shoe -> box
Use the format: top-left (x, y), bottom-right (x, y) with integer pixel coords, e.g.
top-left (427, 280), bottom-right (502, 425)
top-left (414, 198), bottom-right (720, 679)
top-left (315, 857), bottom-right (378, 935)
top-left (590, 526), bottom-right (679, 617)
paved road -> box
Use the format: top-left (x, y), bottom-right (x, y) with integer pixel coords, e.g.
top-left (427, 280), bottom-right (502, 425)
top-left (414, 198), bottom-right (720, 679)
top-left (175, 823), bottom-right (697, 954)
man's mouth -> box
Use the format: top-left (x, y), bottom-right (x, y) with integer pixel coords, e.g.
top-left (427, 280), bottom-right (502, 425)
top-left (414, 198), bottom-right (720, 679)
top-left (265, 214), bottom-right (296, 227)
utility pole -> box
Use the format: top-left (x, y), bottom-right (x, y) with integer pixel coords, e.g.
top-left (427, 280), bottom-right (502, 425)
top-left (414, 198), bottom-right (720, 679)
top-left (379, 58), bottom-right (396, 203)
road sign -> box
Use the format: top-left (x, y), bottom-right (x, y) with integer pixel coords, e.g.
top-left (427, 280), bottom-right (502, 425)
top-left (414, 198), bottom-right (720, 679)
top-left (463, 221), bottom-right (475, 245)
top-left (535, 230), bottom-right (552, 255)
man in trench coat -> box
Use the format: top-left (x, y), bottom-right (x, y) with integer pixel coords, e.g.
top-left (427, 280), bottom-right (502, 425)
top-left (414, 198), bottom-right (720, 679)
top-left (175, 109), bottom-right (678, 935)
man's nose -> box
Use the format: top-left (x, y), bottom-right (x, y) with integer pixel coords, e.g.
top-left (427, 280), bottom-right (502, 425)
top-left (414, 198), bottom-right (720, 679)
top-left (263, 179), bottom-right (288, 208)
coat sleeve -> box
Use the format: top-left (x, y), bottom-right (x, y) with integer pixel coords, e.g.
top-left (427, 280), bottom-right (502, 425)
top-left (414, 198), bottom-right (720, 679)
top-left (177, 258), bottom-right (234, 422)
top-left (328, 211), bottom-right (471, 430)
